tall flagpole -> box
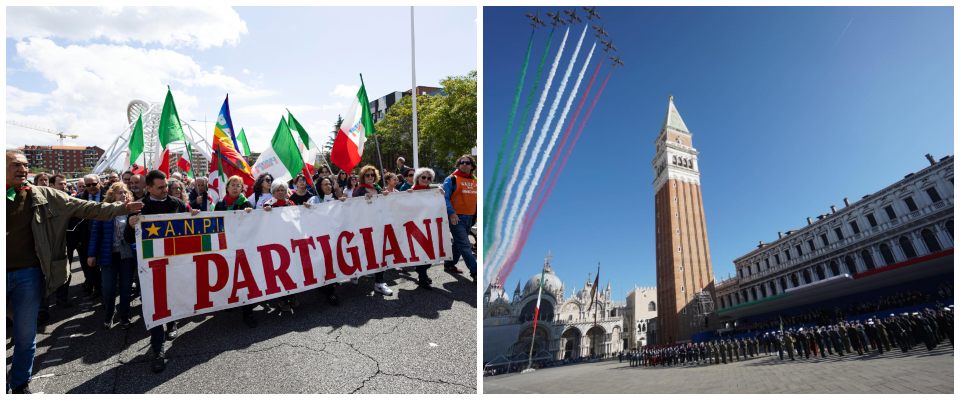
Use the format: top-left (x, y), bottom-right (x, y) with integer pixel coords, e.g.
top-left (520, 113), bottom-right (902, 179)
top-left (525, 258), bottom-right (547, 372)
top-left (410, 6), bottom-right (419, 169)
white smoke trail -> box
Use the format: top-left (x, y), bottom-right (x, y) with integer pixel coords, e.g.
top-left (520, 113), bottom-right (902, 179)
top-left (498, 43), bottom-right (596, 279)
top-left (489, 25), bottom-right (589, 280)
top-left (485, 27), bottom-right (570, 282)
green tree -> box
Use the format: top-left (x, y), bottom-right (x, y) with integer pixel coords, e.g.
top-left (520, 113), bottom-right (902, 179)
top-left (365, 70), bottom-right (477, 176)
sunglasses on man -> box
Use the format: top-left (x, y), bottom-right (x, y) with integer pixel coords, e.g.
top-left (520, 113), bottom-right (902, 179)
top-left (458, 160), bottom-right (473, 165)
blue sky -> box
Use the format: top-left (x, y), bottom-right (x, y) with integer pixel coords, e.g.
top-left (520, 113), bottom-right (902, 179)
top-left (483, 7), bottom-right (953, 301)
top-left (6, 6), bottom-right (476, 156)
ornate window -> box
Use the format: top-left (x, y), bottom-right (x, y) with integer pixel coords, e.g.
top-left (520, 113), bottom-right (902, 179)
top-left (903, 196), bottom-right (918, 212)
top-left (861, 249), bottom-right (875, 270)
top-left (844, 255), bottom-right (857, 274)
top-left (926, 187), bottom-right (942, 203)
top-left (884, 205), bottom-right (897, 220)
top-left (648, 301), bottom-right (656, 311)
top-left (816, 265), bottom-right (826, 280)
top-left (899, 236), bottom-right (918, 259)
top-left (866, 213), bottom-right (878, 227)
top-left (922, 229), bottom-right (942, 252)
top-left (879, 243), bottom-right (895, 265)
top-left (829, 261), bottom-right (840, 276)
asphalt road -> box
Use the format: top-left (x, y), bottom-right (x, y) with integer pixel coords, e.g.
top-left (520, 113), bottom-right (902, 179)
top-left (483, 345), bottom-right (954, 393)
top-left (8, 259), bottom-right (478, 394)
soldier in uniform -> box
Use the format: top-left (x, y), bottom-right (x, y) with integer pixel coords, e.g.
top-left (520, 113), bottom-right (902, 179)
top-left (796, 328), bottom-right (810, 359)
top-left (711, 341), bottom-right (719, 364)
top-left (865, 319), bottom-right (882, 354)
top-left (828, 325), bottom-right (844, 357)
top-left (784, 331), bottom-right (796, 361)
top-left (877, 317), bottom-right (893, 352)
top-left (839, 323), bottom-right (853, 353)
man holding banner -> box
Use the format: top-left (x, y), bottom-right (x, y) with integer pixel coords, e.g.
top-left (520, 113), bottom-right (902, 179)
top-left (126, 170), bottom-right (199, 373)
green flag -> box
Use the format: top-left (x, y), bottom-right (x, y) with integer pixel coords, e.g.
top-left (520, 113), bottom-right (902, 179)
top-left (237, 128), bottom-right (251, 157)
top-left (158, 87), bottom-right (185, 148)
top-left (128, 114), bottom-right (144, 168)
top-left (271, 116), bottom-right (304, 178)
top-left (287, 112), bottom-right (311, 150)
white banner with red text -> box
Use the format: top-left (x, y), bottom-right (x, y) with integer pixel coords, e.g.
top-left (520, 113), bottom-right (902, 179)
top-left (135, 190), bottom-right (452, 329)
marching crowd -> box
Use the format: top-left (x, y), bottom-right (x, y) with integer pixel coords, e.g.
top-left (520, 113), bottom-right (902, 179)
top-left (626, 306), bottom-right (953, 368)
top-left (6, 150), bottom-right (477, 393)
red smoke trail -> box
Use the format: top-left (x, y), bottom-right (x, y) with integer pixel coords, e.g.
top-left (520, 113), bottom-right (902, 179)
top-left (498, 70), bottom-right (614, 284)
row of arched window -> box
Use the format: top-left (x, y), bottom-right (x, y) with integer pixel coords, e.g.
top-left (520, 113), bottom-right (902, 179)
top-left (739, 183), bottom-right (950, 279)
top-left (720, 222), bottom-right (952, 309)
top-left (671, 155), bottom-right (694, 170)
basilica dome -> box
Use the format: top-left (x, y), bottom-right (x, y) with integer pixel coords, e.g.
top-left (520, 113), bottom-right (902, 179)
top-left (522, 266), bottom-right (563, 297)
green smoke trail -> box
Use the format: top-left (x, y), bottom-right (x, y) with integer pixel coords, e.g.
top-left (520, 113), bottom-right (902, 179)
top-left (484, 30), bottom-right (534, 246)
top-left (484, 28), bottom-right (555, 256)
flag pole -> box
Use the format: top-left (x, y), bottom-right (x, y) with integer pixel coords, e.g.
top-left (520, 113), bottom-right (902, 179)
top-left (410, 5), bottom-right (419, 170)
top-left (525, 261), bottom-right (547, 372)
top-left (361, 73), bottom-right (387, 188)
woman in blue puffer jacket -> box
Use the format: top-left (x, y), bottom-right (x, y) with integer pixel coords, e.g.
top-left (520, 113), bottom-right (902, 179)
top-left (87, 182), bottom-right (137, 330)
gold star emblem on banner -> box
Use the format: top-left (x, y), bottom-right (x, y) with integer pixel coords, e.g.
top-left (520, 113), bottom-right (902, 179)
top-left (145, 223), bottom-right (161, 237)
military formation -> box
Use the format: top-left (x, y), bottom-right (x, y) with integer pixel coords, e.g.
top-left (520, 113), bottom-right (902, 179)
top-left (626, 306), bottom-right (953, 367)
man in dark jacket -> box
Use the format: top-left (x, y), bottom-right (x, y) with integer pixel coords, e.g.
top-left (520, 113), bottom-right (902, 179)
top-left (126, 170), bottom-right (197, 373)
top-left (72, 174), bottom-right (105, 299)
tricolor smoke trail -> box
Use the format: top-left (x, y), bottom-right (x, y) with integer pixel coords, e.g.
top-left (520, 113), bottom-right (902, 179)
top-left (496, 62), bottom-right (602, 280)
top-left (490, 25), bottom-right (589, 280)
top-left (484, 30), bottom-right (535, 251)
top-left (497, 70), bottom-right (614, 283)
top-left (485, 29), bottom-right (555, 255)
top-left (493, 36), bottom-right (595, 278)
top-left (487, 27), bottom-right (570, 280)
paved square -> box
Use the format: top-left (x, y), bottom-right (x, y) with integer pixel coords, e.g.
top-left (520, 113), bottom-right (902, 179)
top-left (483, 346), bottom-right (953, 393)
top-left (8, 260), bottom-right (477, 394)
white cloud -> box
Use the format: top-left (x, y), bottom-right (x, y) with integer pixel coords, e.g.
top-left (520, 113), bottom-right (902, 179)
top-left (7, 38), bottom-right (273, 151)
top-left (7, 6), bottom-right (247, 50)
top-left (6, 86), bottom-right (48, 113)
top-left (330, 84), bottom-right (359, 99)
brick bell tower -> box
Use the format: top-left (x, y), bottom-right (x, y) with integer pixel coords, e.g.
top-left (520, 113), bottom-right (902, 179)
top-left (652, 96), bottom-right (716, 344)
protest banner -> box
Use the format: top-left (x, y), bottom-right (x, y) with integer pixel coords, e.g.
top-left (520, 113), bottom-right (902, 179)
top-left (135, 189), bottom-right (452, 329)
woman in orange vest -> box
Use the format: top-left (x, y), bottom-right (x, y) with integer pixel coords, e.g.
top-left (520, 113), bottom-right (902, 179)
top-left (441, 155), bottom-right (477, 280)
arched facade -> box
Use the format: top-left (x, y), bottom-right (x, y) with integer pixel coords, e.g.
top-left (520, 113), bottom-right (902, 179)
top-left (483, 259), bottom-right (627, 364)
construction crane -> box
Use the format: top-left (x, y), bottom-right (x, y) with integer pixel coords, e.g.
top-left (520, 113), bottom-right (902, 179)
top-left (6, 120), bottom-right (80, 146)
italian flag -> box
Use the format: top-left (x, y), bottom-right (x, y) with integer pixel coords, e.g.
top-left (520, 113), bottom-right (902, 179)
top-left (177, 142), bottom-right (194, 178)
top-left (154, 87), bottom-right (185, 175)
top-left (532, 265), bottom-right (546, 333)
top-left (142, 232), bottom-right (227, 259)
top-left (250, 116), bottom-right (305, 184)
top-left (330, 76), bottom-right (374, 173)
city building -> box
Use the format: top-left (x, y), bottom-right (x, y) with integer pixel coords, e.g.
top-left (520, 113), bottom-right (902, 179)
top-left (21, 145), bottom-right (105, 178)
top-left (623, 287), bottom-right (658, 349)
top-left (246, 152), bottom-right (261, 167)
top-left (170, 147), bottom-right (209, 177)
top-left (368, 86), bottom-right (443, 123)
top-left (483, 256), bottom-right (626, 369)
top-left (713, 154), bottom-right (953, 333)
top-left (651, 96), bottom-right (717, 344)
